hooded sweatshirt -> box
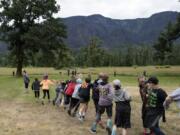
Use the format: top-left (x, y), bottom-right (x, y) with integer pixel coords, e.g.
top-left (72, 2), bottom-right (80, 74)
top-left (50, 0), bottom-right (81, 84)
top-left (98, 82), bottom-right (113, 106)
top-left (113, 88), bottom-right (131, 102)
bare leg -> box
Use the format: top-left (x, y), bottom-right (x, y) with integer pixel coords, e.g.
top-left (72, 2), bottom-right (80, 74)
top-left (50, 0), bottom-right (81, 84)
top-left (122, 128), bottom-right (128, 135)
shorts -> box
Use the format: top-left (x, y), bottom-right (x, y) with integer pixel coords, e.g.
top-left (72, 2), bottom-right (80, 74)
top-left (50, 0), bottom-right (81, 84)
top-left (115, 102), bottom-right (131, 128)
top-left (98, 104), bottom-right (113, 118)
top-left (80, 97), bottom-right (90, 103)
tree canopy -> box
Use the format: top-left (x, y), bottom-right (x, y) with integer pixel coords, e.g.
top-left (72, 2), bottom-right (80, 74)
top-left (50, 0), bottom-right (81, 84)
top-left (0, 0), bottom-right (67, 76)
top-left (154, 14), bottom-right (180, 64)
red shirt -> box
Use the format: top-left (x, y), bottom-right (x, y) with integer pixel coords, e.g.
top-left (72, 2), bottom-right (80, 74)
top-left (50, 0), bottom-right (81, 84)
top-left (65, 82), bottom-right (76, 96)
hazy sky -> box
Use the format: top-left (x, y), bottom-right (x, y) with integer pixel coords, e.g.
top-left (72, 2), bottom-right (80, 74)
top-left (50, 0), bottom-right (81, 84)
top-left (56, 0), bottom-right (180, 19)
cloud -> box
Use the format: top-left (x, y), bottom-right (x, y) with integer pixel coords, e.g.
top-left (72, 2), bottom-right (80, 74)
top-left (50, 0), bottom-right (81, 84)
top-left (56, 0), bottom-right (180, 19)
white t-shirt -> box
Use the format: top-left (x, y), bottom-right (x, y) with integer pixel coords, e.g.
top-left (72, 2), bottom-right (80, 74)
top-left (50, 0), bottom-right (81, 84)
top-left (72, 84), bottom-right (82, 99)
top-left (170, 88), bottom-right (180, 109)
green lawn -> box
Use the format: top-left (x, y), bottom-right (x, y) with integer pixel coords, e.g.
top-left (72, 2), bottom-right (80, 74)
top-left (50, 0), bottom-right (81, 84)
top-left (0, 67), bottom-right (180, 135)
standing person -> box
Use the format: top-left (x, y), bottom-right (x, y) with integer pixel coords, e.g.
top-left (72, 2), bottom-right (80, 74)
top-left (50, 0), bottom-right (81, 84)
top-left (31, 78), bottom-right (41, 101)
top-left (40, 75), bottom-right (54, 105)
top-left (64, 76), bottom-right (76, 109)
top-left (90, 74), bottom-right (113, 135)
top-left (68, 78), bottom-right (82, 117)
top-left (144, 77), bottom-right (167, 135)
top-left (138, 76), bottom-right (149, 135)
top-left (111, 79), bottom-right (131, 135)
top-left (78, 77), bottom-right (93, 121)
top-left (92, 73), bottom-right (103, 114)
top-left (23, 70), bottom-right (30, 93)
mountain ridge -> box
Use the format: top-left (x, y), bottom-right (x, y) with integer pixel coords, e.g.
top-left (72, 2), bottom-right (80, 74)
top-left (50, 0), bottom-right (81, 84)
top-left (0, 11), bottom-right (179, 53)
top-left (62, 11), bottom-right (179, 49)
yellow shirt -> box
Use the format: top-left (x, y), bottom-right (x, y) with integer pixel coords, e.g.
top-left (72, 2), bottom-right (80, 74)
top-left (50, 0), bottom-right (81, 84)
top-left (40, 79), bottom-right (54, 90)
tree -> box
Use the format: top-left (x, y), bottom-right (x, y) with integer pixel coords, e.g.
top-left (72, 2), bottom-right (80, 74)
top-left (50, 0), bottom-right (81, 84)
top-left (74, 37), bottom-right (109, 67)
top-left (154, 14), bottom-right (180, 64)
top-left (0, 0), bottom-right (67, 76)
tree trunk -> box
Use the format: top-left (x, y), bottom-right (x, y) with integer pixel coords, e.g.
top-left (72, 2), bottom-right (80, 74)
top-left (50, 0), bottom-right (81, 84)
top-left (16, 60), bottom-right (23, 77)
top-left (16, 43), bottom-right (24, 77)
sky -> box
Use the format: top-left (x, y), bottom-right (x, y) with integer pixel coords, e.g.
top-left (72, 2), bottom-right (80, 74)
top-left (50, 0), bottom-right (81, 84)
top-left (56, 0), bottom-right (180, 19)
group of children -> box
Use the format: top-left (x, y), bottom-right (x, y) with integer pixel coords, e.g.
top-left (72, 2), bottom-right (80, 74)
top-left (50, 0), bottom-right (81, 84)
top-left (30, 73), bottom-right (132, 135)
top-left (28, 72), bottom-right (180, 135)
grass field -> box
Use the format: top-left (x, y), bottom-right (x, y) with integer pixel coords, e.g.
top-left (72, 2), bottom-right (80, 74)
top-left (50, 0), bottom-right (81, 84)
top-left (0, 66), bottom-right (180, 135)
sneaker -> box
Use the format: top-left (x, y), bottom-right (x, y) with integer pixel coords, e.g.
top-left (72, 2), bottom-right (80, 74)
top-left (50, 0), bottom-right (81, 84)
top-left (89, 129), bottom-right (96, 134)
top-left (78, 116), bottom-right (84, 122)
top-left (72, 112), bottom-right (76, 117)
top-left (106, 127), bottom-right (112, 135)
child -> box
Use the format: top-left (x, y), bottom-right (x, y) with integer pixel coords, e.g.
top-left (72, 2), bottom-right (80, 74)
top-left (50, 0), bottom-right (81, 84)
top-left (68, 78), bottom-right (82, 117)
top-left (64, 76), bottom-right (76, 109)
top-left (90, 74), bottom-right (113, 135)
top-left (111, 79), bottom-right (131, 135)
top-left (40, 74), bottom-right (55, 105)
top-left (138, 76), bottom-right (150, 134)
top-left (78, 77), bottom-right (93, 121)
top-left (53, 81), bottom-right (66, 106)
top-left (164, 87), bottom-right (180, 109)
top-left (92, 73), bottom-right (103, 114)
top-left (31, 78), bottom-right (41, 100)
top-left (23, 70), bottom-right (30, 93)
top-left (144, 76), bottom-right (167, 135)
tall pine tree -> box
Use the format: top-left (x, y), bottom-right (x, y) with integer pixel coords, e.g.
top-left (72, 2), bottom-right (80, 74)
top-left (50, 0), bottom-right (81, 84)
top-left (0, 0), bottom-right (67, 76)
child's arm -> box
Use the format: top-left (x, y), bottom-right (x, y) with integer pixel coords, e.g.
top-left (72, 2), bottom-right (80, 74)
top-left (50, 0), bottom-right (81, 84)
top-left (163, 96), bottom-right (173, 109)
top-left (107, 85), bottom-right (114, 101)
top-left (50, 80), bottom-right (57, 85)
top-left (124, 90), bottom-right (132, 101)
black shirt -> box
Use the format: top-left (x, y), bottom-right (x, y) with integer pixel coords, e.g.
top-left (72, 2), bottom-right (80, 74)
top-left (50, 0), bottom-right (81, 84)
top-left (147, 88), bottom-right (167, 110)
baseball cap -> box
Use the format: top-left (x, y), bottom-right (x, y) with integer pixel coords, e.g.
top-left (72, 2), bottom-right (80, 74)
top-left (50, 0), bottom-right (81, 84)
top-left (147, 76), bottom-right (159, 84)
top-left (113, 79), bottom-right (121, 86)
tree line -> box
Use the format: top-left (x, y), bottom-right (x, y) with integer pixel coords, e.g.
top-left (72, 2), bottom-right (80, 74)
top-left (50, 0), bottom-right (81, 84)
top-left (1, 37), bottom-right (180, 67)
top-left (0, 0), bottom-right (180, 76)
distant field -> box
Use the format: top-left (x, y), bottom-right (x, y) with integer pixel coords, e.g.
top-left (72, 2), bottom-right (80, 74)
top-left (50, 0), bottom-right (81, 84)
top-left (0, 66), bottom-right (180, 135)
top-left (1, 66), bottom-right (180, 76)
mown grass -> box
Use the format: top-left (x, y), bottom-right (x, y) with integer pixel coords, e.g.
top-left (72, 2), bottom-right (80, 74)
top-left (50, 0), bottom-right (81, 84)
top-left (0, 67), bottom-right (180, 135)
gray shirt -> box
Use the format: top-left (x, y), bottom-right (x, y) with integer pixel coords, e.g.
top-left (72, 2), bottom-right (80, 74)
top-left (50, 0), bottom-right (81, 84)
top-left (98, 83), bottom-right (113, 106)
top-left (23, 73), bottom-right (30, 83)
top-left (113, 88), bottom-right (131, 102)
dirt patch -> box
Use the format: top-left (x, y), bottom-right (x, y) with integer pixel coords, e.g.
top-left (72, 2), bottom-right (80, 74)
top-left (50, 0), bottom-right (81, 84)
top-left (0, 101), bottom-right (107, 135)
